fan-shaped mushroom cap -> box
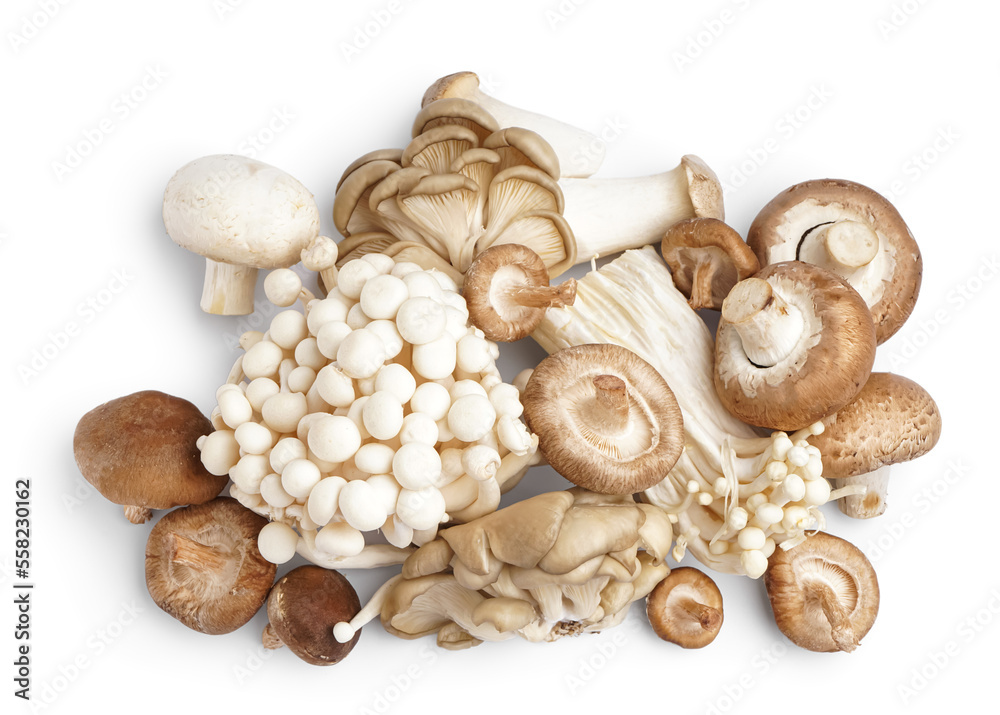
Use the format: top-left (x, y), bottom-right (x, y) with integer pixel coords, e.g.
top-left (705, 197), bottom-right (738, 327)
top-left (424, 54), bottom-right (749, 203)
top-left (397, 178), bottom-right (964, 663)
top-left (764, 531), bottom-right (879, 653)
top-left (660, 217), bottom-right (760, 310)
top-left (74, 390), bottom-right (227, 524)
top-left (522, 344), bottom-right (684, 494)
top-left (145, 497), bottom-right (276, 635)
top-left (262, 565), bottom-right (362, 666)
top-left (714, 262), bottom-right (877, 431)
top-left (808, 372), bottom-right (942, 518)
top-left (747, 179), bottom-right (921, 343)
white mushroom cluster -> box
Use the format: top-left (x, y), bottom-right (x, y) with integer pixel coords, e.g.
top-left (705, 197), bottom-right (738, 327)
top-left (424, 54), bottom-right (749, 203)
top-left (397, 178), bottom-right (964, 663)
top-left (198, 254), bottom-right (540, 569)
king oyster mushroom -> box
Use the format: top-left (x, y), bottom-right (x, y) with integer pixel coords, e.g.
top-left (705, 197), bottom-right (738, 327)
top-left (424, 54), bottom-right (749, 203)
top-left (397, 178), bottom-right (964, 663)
top-left (764, 531), bottom-right (879, 653)
top-left (714, 262), bottom-right (877, 431)
top-left (808, 373), bottom-right (942, 519)
top-left (521, 343), bottom-right (684, 495)
top-left (422, 71), bottom-right (606, 178)
top-left (746, 179), bottom-right (921, 343)
top-left (332, 488), bottom-right (675, 649)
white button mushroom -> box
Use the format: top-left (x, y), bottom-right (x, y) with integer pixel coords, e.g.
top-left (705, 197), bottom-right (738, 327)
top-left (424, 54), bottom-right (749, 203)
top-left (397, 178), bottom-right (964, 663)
top-left (411, 334), bottom-right (457, 380)
top-left (396, 487), bottom-right (447, 531)
top-left (307, 415), bottom-right (362, 464)
top-left (306, 476), bottom-right (347, 527)
top-left (315, 364), bottom-right (356, 408)
top-left (337, 329), bottom-right (387, 379)
top-left (269, 437), bottom-right (307, 474)
top-left (395, 296), bottom-right (447, 345)
top-left (199, 429), bottom-right (241, 476)
top-left (339, 480), bottom-right (389, 532)
top-left (337, 259), bottom-right (379, 301)
top-left (374, 363), bottom-right (417, 404)
top-left (392, 443), bottom-right (442, 490)
top-left (410, 382), bottom-right (452, 421)
top-left (354, 443), bottom-right (396, 476)
top-left (314, 522), bottom-right (365, 557)
top-left (258, 521), bottom-right (300, 564)
top-left (245, 377), bottom-right (280, 412)
top-left (280, 458), bottom-right (322, 500)
top-left (260, 392), bottom-right (308, 434)
top-left (259, 473), bottom-right (296, 509)
top-left (447, 394), bottom-right (496, 442)
top-left (234, 421), bottom-right (274, 455)
top-left (362, 391), bottom-right (404, 441)
top-left (243, 340), bottom-right (284, 379)
top-left (360, 274), bottom-right (408, 320)
top-left (264, 268), bottom-right (303, 307)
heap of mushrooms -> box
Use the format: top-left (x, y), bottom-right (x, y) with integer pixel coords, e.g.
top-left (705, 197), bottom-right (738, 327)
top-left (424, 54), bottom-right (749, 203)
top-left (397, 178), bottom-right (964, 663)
top-left (333, 488), bottom-right (674, 649)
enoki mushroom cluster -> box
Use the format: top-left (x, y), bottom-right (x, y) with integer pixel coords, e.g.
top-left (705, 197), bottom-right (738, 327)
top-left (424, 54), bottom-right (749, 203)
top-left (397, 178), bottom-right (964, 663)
top-left (198, 254), bottom-right (539, 568)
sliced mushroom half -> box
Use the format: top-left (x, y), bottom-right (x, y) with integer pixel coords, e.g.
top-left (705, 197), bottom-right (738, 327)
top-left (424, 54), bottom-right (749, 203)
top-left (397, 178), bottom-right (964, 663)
top-left (764, 531), bottom-right (879, 653)
top-left (522, 344), bottom-right (683, 494)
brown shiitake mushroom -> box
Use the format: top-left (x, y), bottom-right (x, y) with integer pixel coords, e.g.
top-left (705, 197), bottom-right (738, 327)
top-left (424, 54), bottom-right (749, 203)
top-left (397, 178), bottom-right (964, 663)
top-left (660, 217), bottom-right (759, 311)
top-left (263, 565), bottom-right (362, 666)
top-left (522, 343), bottom-right (683, 494)
top-left (714, 262), bottom-right (877, 431)
top-left (74, 390), bottom-right (228, 523)
top-left (463, 243), bottom-right (576, 342)
top-left (145, 497), bottom-right (276, 635)
top-left (809, 373), bottom-right (942, 519)
top-left (764, 531), bottom-right (879, 653)
top-left (646, 567), bottom-right (724, 648)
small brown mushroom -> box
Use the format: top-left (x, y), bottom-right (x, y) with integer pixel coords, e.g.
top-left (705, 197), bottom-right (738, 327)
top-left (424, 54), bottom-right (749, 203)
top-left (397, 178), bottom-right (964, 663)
top-left (660, 218), bottom-right (760, 311)
top-left (809, 373), bottom-right (942, 519)
top-left (463, 243), bottom-right (577, 341)
top-left (145, 497), bottom-right (276, 634)
top-left (747, 179), bottom-right (921, 343)
top-left (522, 344), bottom-right (684, 494)
top-left (646, 567), bottom-right (723, 648)
top-left (262, 565), bottom-right (362, 666)
top-left (764, 531), bottom-right (879, 653)
top-left (74, 390), bottom-right (228, 524)
top-left (714, 262), bottom-right (877, 431)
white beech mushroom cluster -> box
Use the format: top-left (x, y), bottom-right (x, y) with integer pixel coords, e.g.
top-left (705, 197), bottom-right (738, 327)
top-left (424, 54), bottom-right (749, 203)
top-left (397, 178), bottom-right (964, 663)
top-left (198, 253), bottom-right (540, 569)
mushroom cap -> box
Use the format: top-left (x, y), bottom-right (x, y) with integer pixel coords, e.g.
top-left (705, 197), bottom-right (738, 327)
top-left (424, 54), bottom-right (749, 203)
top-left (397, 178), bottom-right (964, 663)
top-left (714, 262), bottom-right (877, 431)
top-left (764, 531), bottom-right (879, 653)
top-left (660, 218), bottom-right (759, 310)
top-left (747, 179), bottom-right (921, 343)
top-left (266, 565), bottom-right (362, 666)
top-left (523, 344), bottom-right (684, 494)
top-left (163, 154), bottom-right (320, 269)
top-left (809, 372), bottom-right (942, 480)
top-left (421, 71), bottom-right (481, 107)
top-left (646, 567), bottom-right (724, 648)
top-left (463, 243), bottom-right (575, 341)
top-left (73, 390), bottom-right (227, 517)
top-left (145, 497), bottom-right (276, 635)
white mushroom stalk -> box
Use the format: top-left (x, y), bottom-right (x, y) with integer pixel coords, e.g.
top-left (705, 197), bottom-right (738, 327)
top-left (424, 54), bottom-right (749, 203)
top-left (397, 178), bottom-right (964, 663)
top-left (200, 255), bottom-right (541, 570)
top-left (422, 72), bottom-right (606, 178)
top-left (558, 155), bottom-right (725, 263)
top-left (532, 246), bottom-right (863, 578)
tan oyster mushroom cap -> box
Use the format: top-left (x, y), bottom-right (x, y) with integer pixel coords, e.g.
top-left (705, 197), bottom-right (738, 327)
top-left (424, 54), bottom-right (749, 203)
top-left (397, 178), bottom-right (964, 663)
top-left (714, 262), bottom-right (877, 431)
top-left (764, 531), bottom-right (879, 653)
top-left (163, 155), bottom-right (321, 314)
top-left (422, 71), bottom-right (605, 178)
top-left (809, 373), bottom-right (942, 518)
top-left (646, 567), bottom-right (723, 648)
top-left (747, 179), bottom-right (921, 343)
top-left (262, 565), bottom-right (362, 666)
top-left (145, 497), bottom-right (276, 635)
top-left (522, 344), bottom-right (684, 494)
top-left (463, 243), bottom-right (576, 341)
top-left (74, 390), bottom-right (227, 524)
top-left (661, 217), bottom-right (760, 310)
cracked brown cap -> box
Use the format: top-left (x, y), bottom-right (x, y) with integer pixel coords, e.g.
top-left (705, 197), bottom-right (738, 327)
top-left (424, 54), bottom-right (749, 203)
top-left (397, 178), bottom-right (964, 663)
top-left (74, 390), bottom-right (228, 524)
top-left (145, 497), bottom-right (276, 635)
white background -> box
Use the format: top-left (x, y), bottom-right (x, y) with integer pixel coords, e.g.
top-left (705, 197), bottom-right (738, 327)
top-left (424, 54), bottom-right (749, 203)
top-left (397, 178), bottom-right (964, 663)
top-left (4, 1), bottom-right (997, 713)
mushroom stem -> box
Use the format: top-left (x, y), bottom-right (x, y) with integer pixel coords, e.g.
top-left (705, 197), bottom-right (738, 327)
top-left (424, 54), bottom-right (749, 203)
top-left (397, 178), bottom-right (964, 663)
top-left (688, 256), bottom-right (717, 311)
top-left (833, 465), bottom-right (893, 519)
top-left (559, 156), bottom-right (723, 262)
top-left (262, 623), bottom-right (285, 650)
top-left (333, 574), bottom-right (404, 644)
top-left (806, 581), bottom-right (858, 652)
top-left (201, 258), bottom-right (258, 315)
top-left (721, 278), bottom-right (804, 367)
top-left (124, 505), bottom-right (153, 524)
top-left (676, 595), bottom-right (723, 632)
top-left (800, 220), bottom-right (879, 270)
top-left (586, 374), bottom-right (630, 432)
top-left (167, 532), bottom-right (232, 573)
top-left (504, 278), bottom-right (577, 310)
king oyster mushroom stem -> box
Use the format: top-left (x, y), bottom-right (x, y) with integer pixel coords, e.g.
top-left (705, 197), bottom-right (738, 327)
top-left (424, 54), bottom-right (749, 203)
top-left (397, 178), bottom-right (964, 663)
top-left (558, 155), bottom-right (724, 263)
top-left (422, 71), bottom-right (606, 178)
top-left (533, 247), bottom-right (863, 578)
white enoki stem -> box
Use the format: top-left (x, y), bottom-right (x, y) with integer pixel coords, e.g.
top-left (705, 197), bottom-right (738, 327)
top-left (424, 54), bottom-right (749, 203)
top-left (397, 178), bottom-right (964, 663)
top-left (533, 247), bottom-right (864, 578)
top-left (333, 574), bottom-right (403, 643)
top-left (722, 278), bottom-right (804, 367)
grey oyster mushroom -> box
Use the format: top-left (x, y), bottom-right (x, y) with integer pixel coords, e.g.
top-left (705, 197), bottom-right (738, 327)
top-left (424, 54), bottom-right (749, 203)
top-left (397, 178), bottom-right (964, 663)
top-left (331, 488), bottom-right (674, 649)
top-left (163, 154), bottom-right (321, 315)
